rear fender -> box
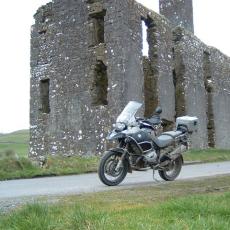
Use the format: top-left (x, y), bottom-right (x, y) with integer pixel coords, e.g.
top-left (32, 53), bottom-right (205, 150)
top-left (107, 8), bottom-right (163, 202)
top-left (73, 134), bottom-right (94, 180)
top-left (109, 148), bottom-right (132, 173)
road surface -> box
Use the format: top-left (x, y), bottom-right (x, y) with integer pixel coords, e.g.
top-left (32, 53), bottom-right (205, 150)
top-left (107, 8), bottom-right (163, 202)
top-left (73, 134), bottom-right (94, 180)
top-left (1, 161), bottom-right (230, 199)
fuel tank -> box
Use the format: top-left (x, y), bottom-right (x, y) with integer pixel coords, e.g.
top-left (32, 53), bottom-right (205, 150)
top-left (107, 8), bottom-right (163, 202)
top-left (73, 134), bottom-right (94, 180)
top-left (127, 129), bottom-right (153, 154)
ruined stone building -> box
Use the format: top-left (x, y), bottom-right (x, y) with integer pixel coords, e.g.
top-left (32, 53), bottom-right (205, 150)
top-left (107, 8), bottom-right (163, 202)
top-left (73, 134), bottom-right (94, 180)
top-left (30, 0), bottom-right (230, 158)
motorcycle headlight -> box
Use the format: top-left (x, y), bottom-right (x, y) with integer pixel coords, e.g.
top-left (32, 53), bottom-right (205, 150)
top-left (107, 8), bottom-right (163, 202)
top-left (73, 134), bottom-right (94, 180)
top-left (115, 123), bottom-right (126, 131)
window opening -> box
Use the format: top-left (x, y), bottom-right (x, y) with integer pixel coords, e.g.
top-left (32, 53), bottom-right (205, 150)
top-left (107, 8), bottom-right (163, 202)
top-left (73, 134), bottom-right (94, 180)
top-left (203, 51), bottom-right (215, 147)
top-left (40, 79), bottom-right (50, 113)
top-left (91, 61), bottom-right (108, 106)
top-left (142, 20), bottom-right (149, 57)
top-left (88, 4), bottom-right (106, 47)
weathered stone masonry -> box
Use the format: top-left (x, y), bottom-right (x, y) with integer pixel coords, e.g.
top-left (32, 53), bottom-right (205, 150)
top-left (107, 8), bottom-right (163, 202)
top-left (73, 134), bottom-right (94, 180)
top-left (30, 0), bottom-right (230, 158)
top-left (159, 0), bottom-right (194, 33)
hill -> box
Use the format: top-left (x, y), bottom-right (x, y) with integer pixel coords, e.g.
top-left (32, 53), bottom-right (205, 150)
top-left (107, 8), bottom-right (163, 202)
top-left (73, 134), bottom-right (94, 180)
top-left (0, 130), bottom-right (29, 143)
top-left (0, 130), bottom-right (29, 157)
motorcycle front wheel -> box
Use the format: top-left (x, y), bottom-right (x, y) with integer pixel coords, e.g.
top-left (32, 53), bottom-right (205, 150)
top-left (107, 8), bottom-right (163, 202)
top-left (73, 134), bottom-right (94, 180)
top-left (98, 151), bottom-right (128, 186)
top-left (158, 155), bottom-right (183, 181)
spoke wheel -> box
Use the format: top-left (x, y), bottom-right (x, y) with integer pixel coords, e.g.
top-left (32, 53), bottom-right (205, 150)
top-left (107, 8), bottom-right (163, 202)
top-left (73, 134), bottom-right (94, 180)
top-left (158, 155), bottom-right (183, 181)
top-left (98, 151), bottom-right (128, 186)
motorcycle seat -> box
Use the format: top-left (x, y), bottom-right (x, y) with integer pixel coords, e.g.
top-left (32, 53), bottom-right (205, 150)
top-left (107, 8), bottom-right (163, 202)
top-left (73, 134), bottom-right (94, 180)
top-left (155, 135), bottom-right (174, 148)
top-left (154, 131), bottom-right (183, 148)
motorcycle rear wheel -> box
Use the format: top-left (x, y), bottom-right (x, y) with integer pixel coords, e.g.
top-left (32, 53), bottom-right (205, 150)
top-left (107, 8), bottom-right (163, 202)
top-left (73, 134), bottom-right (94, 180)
top-left (158, 155), bottom-right (183, 181)
top-left (98, 151), bottom-right (128, 186)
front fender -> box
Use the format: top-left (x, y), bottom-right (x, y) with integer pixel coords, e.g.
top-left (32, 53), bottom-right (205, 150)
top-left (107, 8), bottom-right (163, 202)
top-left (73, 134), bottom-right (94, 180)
top-left (106, 131), bottom-right (126, 140)
top-left (109, 148), bottom-right (132, 173)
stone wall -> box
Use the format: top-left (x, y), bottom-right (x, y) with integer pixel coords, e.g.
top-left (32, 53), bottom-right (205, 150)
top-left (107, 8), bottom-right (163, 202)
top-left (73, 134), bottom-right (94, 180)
top-left (159, 0), bottom-right (194, 33)
top-left (172, 27), bottom-right (209, 148)
top-left (30, 0), bottom-right (146, 157)
top-left (30, 0), bottom-right (230, 158)
top-left (209, 48), bottom-right (230, 148)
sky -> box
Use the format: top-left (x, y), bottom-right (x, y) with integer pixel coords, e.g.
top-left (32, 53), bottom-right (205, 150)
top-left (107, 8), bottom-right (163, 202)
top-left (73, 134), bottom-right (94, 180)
top-left (0, 0), bottom-right (230, 133)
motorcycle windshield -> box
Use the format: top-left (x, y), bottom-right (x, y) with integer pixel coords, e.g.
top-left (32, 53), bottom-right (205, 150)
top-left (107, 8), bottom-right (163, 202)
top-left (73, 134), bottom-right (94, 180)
top-left (116, 101), bottom-right (142, 125)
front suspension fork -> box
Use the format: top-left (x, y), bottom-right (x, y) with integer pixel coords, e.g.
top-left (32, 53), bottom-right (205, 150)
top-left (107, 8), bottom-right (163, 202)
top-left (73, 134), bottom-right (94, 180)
top-left (115, 151), bottom-right (127, 171)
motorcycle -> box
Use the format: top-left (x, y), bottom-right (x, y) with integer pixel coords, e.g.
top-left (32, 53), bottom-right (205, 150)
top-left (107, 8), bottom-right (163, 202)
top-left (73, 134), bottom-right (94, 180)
top-left (98, 101), bottom-right (198, 186)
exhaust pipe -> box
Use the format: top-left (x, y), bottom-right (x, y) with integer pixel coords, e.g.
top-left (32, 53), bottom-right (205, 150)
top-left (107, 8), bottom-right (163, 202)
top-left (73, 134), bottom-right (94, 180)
top-left (169, 145), bottom-right (187, 160)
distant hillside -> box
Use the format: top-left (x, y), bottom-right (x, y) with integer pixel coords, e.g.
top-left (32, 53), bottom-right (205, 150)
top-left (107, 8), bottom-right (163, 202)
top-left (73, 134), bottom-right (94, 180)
top-left (0, 130), bottom-right (29, 143)
top-left (0, 130), bottom-right (29, 157)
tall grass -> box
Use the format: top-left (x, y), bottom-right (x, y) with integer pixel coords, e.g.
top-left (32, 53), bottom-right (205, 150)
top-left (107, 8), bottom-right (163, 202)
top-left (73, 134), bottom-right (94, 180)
top-left (0, 192), bottom-right (229, 229)
top-left (0, 155), bottom-right (99, 181)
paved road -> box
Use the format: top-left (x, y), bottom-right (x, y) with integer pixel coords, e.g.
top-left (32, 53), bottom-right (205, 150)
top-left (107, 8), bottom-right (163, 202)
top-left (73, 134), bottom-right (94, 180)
top-left (1, 161), bottom-right (230, 199)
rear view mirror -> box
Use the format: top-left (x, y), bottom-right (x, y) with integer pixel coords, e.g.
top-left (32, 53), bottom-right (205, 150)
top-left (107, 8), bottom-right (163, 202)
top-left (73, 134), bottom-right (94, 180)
top-left (155, 106), bottom-right (162, 115)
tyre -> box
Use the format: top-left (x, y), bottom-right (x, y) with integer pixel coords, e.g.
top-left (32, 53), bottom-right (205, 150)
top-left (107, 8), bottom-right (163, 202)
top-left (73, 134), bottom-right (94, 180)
top-left (98, 151), bottom-right (128, 186)
top-left (158, 155), bottom-right (183, 181)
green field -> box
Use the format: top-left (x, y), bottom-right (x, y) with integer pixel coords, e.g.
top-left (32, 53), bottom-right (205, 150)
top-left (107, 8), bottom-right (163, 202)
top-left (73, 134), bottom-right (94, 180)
top-left (0, 175), bottom-right (229, 229)
top-left (184, 148), bottom-right (230, 163)
top-left (0, 130), bottom-right (29, 158)
top-left (0, 130), bottom-right (230, 181)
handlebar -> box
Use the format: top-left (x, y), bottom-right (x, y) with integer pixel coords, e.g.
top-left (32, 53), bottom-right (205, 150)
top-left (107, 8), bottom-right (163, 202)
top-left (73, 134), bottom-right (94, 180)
top-left (136, 116), bottom-right (162, 131)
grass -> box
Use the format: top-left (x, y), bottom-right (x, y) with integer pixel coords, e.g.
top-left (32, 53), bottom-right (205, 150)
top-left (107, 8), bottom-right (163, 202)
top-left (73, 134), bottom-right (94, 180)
top-left (0, 129), bottom-right (230, 181)
top-left (0, 155), bottom-right (99, 181)
top-left (184, 148), bottom-right (230, 163)
top-left (0, 130), bottom-right (99, 180)
top-left (0, 130), bottom-right (29, 158)
top-left (0, 175), bottom-right (230, 229)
